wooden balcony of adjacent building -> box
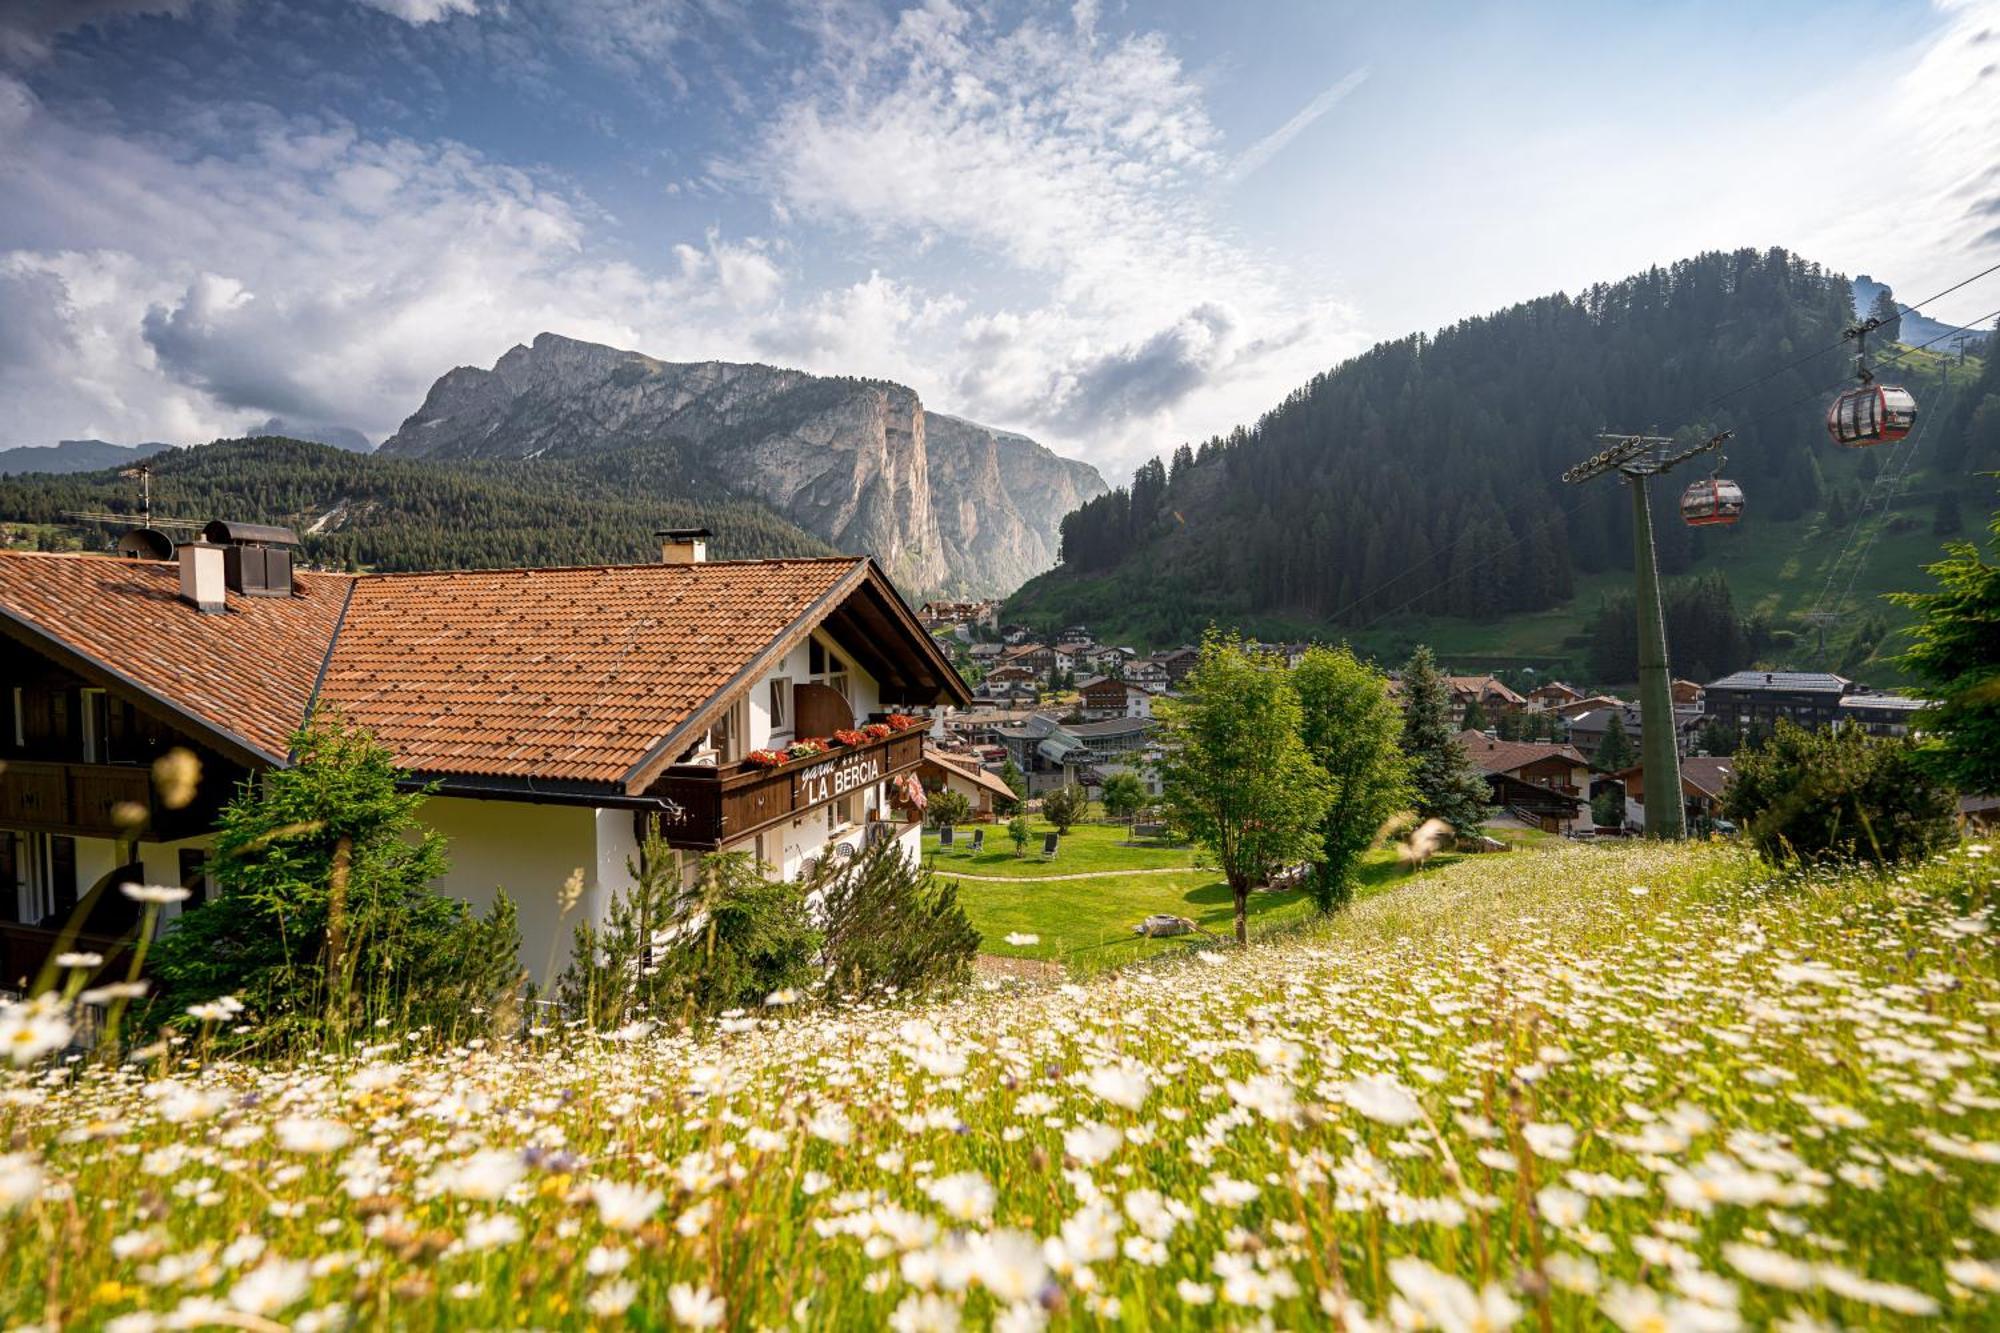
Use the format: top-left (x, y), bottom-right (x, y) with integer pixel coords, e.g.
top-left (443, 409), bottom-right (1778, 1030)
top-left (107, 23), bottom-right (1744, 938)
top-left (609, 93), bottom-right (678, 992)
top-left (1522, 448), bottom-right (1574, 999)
top-left (0, 758), bottom-right (210, 841)
top-left (645, 724), bottom-right (927, 851)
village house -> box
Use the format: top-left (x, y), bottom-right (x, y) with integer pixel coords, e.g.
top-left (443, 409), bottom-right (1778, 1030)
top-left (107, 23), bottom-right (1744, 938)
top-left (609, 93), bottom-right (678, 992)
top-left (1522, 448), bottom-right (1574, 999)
top-left (1703, 671), bottom-right (1855, 732)
top-left (1124, 659), bottom-right (1172, 692)
top-left (1524, 680), bottom-right (1585, 711)
top-left (1835, 691), bottom-right (1927, 737)
top-left (1456, 731), bottom-right (1592, 834)
top-left (1075, 675), bottom-right (1154, 721)
top-left (917, 599), bottom-right (1000, 633)
top-left (1153, 646), bottom-right (1203, 688)
top-left (999, 642), bottom-right (1056, 675)
top-left (917, 747), bottom-right (1018, 821)
top-left (1613, 756), bottom-right (1737, 833)
top-left (0, 527), bottom-right (968, 987)
top-left (1444, 675), bottom-right (1527, 726)
top-left (1567, 701), bottom-right (1703, 763)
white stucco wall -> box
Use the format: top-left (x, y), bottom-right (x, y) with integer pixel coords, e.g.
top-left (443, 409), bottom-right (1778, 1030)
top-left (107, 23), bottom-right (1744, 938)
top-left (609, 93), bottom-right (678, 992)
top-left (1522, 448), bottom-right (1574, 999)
top-left (745, 629), bottom-right (884, 752)
top-left (419, 796), bottom-right (640, 983)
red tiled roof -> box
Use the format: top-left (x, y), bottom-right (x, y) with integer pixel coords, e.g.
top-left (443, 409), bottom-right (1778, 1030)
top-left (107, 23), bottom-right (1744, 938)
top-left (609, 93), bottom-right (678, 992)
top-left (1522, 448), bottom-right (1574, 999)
top-left (319, 558), bottom-right (866, 785)
top-left (0, 553), bottom-right (351, 762)
top-left (0, 551), bottom-right (968, 791)
top-left (1455, 730), bottom-right (1589, 776)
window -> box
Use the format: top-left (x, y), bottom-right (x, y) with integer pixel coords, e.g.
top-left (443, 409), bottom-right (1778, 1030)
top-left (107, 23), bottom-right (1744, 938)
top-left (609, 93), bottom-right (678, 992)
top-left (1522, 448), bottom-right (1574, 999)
top-left (809, 639), bottom-right (850, 703)
top-left (768, 677), bottom-right (792, 735)
top-left (80, 688), bottom-right (108, 764)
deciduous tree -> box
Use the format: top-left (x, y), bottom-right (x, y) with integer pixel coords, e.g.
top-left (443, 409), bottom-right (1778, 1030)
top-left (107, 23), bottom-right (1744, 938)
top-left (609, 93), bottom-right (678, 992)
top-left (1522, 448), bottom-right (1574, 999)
top-left (1157, 633), bottom-right (1333, 942)
top-left (1291, 646), bottom-right (1411, 912)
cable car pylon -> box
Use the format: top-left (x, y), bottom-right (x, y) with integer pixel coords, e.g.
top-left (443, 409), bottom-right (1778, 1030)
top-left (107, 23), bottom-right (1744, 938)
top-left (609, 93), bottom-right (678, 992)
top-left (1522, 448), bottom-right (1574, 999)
top-left (1560, 428), bottom-right (1731, 838)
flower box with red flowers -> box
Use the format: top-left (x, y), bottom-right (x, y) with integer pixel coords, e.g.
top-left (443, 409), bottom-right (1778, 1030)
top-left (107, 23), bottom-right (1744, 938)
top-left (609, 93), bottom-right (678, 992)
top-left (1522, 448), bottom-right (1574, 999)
top-left (832, 728), bottom-right (868, 748)
top-left (861, 722), bottom-right (893, 741)
top-left (743, 749), bottom-right (788, 769)
top-left (885, 713), bottom-right (924, 731)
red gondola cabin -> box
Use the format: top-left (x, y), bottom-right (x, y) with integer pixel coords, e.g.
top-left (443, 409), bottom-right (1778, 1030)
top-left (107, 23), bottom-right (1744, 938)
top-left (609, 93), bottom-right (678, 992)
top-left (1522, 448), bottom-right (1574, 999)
top-left (1679, 478), bottom-right (1745, 527)
top-left (1826, 384), bottom-right (1917, 447)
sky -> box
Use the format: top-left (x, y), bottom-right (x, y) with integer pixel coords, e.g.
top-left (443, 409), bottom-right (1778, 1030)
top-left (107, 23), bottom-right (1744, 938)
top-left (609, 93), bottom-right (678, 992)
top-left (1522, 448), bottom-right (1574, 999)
top-left (1, 0), bottom-right (1996, 478)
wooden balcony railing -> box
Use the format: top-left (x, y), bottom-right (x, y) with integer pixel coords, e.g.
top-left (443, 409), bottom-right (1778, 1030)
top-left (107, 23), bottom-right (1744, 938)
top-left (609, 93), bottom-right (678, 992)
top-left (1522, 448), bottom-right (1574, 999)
top-left (0, 761), bottom-right (174, 839)
top-left (647, 728), bottom-right (926, 851)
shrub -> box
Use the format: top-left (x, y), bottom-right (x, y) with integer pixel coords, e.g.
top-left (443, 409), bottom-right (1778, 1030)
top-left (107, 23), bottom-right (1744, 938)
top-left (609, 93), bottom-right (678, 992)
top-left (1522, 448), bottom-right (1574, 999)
top-left (1007, 813), bottom-right (1031, 856)
top-left (813, 839), bottom-right (980, 997)
top-left (926, 787), bottom-right (972, 829)
top-left (1041, 784), bottom-right (1088, 834)
top-left (1100, 772), bottom-right (1148, 823)
top-left (147, 714), bottom-right (522, 1050)
top-left (558, 831), bottom-right (819, 1030)
top-left (1723, 721), bottom-right (1956, 866)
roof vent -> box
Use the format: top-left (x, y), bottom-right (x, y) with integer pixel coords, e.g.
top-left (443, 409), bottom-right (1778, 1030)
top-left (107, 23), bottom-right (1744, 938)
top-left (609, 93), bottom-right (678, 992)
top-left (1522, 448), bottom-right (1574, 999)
top-left (200, 520), bottom-right (300, 597)
top-left (656, 527), bottom-right (711, 564)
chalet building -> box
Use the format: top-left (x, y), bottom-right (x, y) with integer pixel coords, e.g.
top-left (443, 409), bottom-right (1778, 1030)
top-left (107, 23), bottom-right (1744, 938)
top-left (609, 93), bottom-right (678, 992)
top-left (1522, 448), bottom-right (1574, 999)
top-left (981, 663), bottom-right (1039, 688)
top-left (1704, 671), bottom-right (1856, 732)
top-left (1524, 681), bottom-right (1585, 711)
top-left (1456, 731), bottom-right (1591, 833)
top-left (1051, 641), bottom-right (1095, 673)
top-left (0, 528), bottom-right (967, 987)
top-left (1124, 660), bottom-right (1172, 692)
top-left (1153, 646), bottom-right (1202, 687)
top-left (1568, 702), bottom-right (1702, 762)
top-left (1836, 692), bottom-right (1926, 737)
top-left (918, 600), bottom-right (999, 632)
top-left (999, 643), bottom-right (1055, 674)
top-left (1444, 675), bottom-right (1527, 725)
top-left (1553, 693), bottom-right (1628, 721)
top-left (917, 747), bottom-right (1018, 821)
top-left (1614, 756), bottom-right (1736, 832)
top-left (1671, 678), bottom-right (1707, 710)
top-left (1075, 676), bottom-right (1154, 721)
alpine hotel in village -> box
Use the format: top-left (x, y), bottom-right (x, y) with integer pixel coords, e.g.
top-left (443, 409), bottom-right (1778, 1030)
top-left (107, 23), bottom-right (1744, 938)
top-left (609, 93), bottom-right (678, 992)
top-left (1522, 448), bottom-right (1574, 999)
top-left (0, 524), bottom-right (969, 987)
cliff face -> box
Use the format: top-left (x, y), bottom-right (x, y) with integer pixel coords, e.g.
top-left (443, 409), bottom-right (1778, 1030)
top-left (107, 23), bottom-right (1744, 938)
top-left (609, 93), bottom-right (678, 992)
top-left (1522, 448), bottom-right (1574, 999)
top-left (379, 333), bottom-right (1106, 596)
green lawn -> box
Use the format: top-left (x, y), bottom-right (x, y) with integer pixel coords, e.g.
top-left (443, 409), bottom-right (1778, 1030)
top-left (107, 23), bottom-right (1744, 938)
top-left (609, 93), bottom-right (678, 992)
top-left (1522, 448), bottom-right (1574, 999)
top-left (945, 831), bottom-right (1486, 974)
top-left (921, 818), bottom-right (1200, 876)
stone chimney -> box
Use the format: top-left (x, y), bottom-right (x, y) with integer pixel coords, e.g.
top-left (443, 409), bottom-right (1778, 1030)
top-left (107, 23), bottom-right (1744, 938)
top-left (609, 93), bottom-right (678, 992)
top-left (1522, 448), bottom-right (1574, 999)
top-left (656, 527), bottom-right (711, 564)
top-left (178, 542), bottom-right (226, 614)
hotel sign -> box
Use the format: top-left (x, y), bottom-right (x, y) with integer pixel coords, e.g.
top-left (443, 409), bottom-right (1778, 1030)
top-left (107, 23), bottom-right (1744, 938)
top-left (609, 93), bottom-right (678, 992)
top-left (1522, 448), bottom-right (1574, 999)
top-left (794, 748), bottom-right (884, 806)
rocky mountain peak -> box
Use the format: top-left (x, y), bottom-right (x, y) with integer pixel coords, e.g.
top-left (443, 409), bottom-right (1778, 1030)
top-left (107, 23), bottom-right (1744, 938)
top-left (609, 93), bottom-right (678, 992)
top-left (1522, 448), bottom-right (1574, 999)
top-left (379, 335), bottom-right (1105, 596)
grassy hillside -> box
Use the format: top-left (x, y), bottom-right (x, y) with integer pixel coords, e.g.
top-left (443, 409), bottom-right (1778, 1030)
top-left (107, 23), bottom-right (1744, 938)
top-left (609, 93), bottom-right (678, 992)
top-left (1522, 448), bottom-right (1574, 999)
top-left (4, 839), bottom-right (1994, 1328)
top-left (1019, 345), bottom-right (1986, 687)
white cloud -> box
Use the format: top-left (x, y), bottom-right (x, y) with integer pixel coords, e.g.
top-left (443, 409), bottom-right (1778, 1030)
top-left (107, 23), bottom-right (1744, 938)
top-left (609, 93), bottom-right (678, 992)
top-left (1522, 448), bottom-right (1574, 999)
top-left (726, 0), bottom-right (1360, 465)
top-left (355, 0), bottom-right (478, 24)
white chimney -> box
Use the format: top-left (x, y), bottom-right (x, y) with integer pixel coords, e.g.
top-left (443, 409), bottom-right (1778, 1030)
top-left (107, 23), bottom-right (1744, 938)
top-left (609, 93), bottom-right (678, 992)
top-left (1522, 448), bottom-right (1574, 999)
top-left (656, 527), bottom-right (711, 564)
top-left (179, 542), bottom-right (226, 613)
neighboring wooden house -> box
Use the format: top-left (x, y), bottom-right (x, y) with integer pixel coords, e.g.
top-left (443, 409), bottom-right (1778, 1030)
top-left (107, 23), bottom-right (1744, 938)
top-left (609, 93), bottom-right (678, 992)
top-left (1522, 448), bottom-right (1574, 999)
top-left (1000, 642), bottom-right (1055, 675)
top-left (1124, 659), bottom-right (1171, 692)
top-left (1456, 731), bottom-right (1592, 833)
top-left (1615, 756), bottom-right (1737, 830)
top-left (1525, 681), bottom-right (1585, 711)
top-left (1154, 646), bottom-right (1202, 686)
top-left (1075, 676), bottom-right (1154, 721)
top-left (919, 747), bottom-right (1019, 820)
top-left (1445, 675), bottom-right (1527, 725)
top-left (0, 532), bottom-right (968, 985)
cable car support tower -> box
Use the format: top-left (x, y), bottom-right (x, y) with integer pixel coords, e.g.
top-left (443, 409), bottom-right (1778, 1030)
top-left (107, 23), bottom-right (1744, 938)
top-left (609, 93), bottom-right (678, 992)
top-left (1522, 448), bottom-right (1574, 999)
top-left (1560, 429), bottom-right (1731, 838)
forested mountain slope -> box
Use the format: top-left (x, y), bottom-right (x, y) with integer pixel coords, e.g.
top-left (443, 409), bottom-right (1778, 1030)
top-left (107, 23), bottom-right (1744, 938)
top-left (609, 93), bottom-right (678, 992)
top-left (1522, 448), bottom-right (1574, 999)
top-left (0, 437), bottom-right (836, 572)
top-left (1011, 248), bottom-right (1997, 662)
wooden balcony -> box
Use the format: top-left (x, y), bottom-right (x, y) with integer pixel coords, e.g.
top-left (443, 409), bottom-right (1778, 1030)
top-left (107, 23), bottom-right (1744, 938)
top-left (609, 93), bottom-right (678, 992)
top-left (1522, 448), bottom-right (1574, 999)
top-left (0, 760), bottom-right (192, 840)
top-left (648, 728), bottom-right (926, 851)
top-left (0, 921), bottom-right (135, 997)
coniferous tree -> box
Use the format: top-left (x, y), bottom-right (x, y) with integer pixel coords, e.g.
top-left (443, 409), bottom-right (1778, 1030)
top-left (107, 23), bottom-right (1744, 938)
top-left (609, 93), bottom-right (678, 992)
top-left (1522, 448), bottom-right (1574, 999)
top-left (1595, 711), bottom-right (1638, 772)
top-left (1399, 646), bottom-right (1493, 833)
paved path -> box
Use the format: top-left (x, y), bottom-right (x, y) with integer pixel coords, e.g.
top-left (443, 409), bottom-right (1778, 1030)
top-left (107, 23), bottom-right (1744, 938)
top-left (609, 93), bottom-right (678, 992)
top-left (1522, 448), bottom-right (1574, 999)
top-left (931, 865), bottom-right (1196, 883)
